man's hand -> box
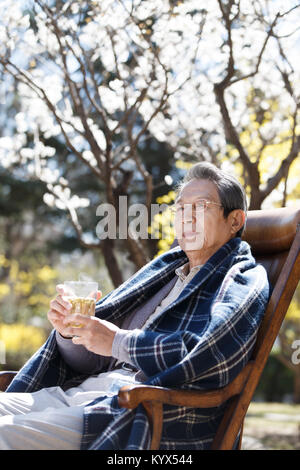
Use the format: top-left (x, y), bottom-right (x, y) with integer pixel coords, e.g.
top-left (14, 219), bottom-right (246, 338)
top-left (47, 284), bottom-right (73, 338)
top-left (47, 284), bottom-right (102, 339)
top-left (62, 314), bottom-right (120, 356)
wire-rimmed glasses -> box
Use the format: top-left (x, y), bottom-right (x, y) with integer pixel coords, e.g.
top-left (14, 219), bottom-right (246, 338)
top-left (170, 199), bottom-right (223, 215)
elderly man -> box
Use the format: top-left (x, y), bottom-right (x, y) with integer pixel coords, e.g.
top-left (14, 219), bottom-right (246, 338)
top-left (0, 162), bottom-right (269, 450)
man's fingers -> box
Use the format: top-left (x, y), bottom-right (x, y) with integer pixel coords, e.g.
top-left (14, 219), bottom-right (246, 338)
top-left (49, 299), bottom-right (60, 313)
top-left (47, 309), bottom-right (61, 322)
top-left (63, 313), bottom-right (90, 326)
top-left (51, 295), bottom-right (72, 311)
top-left (96, 290), bottom-right (102, 301)
top-left (71, 335), bottom-right (84, 345)
top-left (64, 323), bottom-right (88, 339)
top-left (50, 298), bottom-right (69, 315)
top-left (59, 295), bottom-right (72, 310)
top-left (56, 284), bottom-right (65, 294)
top-left (55, 287), bottom-right (72, 308)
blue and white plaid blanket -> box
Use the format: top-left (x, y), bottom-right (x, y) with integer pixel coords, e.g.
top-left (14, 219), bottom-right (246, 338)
top-left (6, 237), bottom-right (270, 449)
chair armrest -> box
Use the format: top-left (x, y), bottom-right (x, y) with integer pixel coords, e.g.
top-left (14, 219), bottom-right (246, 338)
top-left (118, 361), bottom-right (253, 410)
top-left (119, 384), bottom-right (232, 409)
top-left (0, 371), bottom-right (18, 392)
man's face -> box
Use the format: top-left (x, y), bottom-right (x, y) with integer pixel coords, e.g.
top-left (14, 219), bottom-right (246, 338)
top-left (174, 178), bottom-right (240, 255)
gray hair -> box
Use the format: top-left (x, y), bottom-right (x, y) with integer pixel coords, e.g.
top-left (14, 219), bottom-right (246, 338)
top-left (177, 162), bottom-right (247, 238)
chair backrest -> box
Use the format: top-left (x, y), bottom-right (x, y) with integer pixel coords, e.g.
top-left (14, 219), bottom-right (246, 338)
top-left (242, 207), bottom-right (300, 357)
top-left (212, 206), bottom-right (300, 449)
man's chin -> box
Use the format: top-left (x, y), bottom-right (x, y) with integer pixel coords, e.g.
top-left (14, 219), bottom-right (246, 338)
top-left (178, 235), bottom-right (205, 251)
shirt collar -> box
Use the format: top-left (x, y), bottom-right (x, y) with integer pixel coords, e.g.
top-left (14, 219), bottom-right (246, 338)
top-left (175, 262), bottom-right (203, 282)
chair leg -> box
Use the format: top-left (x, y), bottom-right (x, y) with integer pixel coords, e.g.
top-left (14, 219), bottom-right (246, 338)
top-left (210, 397), bottom-right (240, 449)
top-left (236, 422), bottom-right (244, 450)
top-left (142, 401), bottom-right (163, 450)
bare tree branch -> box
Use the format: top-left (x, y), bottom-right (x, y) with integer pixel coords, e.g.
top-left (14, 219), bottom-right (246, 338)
top-left (229, 13), bottom-right (280, 86)
top-left (261, 133), bottom-right (300, 200)
top-left (39, 3), bottom-right (106, 172)
top-left (0, 58), bottom-right (104, 181)
top-left (213, 2), bottom-right (296, 208)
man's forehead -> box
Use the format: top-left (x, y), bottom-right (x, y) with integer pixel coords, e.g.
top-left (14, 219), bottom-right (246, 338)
top-left (176, 179), bottom-right (219, 201)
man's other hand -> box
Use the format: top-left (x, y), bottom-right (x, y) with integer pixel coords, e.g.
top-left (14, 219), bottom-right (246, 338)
top-left (62, 314), bottom-right (120, 356)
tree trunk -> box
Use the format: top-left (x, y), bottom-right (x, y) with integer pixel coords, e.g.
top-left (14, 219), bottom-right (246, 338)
top-left (125, 236), bottom-right (150, 270)
top-left (248, 189), bottom-right (264, 210)
top-left (100, 239), bottom-right (123, 288)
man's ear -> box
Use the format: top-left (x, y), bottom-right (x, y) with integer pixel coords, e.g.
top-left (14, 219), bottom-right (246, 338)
top-left (229, 210), bottom-right (246, 236)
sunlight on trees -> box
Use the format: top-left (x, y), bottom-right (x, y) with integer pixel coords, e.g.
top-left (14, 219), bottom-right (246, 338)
top-left (0, 0), bottom-right (299, 393)
top-left (0, 0), bottom-right (299, 286)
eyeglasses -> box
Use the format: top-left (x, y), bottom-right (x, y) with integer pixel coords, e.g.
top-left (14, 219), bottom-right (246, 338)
top-left (171, 199), bottom-right (223, 214)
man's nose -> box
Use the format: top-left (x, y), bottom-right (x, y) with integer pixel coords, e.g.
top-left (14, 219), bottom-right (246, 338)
top-left (183, 206), bottom-right (196, 223)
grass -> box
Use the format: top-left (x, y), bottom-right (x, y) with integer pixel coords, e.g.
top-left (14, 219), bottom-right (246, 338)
top-left (242, 402), bottom-right (300, 450)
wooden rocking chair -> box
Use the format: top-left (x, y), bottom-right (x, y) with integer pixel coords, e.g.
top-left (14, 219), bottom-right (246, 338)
top-left (1, 207), bottom-right (300, 450)
top-left (117, 207), bottom-right (300, 449)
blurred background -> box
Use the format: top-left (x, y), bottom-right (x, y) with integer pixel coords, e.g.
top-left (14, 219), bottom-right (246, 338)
top-left (0, 0), bottom-right (299, 449)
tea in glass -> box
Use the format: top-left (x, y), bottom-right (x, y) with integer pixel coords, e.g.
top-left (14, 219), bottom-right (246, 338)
top-left (64, 281), bottom-right (98, 327)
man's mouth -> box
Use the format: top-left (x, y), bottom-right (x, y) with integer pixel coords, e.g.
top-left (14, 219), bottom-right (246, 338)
top-left (183, 231), bottom-right (197, 239)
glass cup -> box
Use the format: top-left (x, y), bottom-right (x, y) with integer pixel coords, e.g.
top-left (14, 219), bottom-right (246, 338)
top-left (63, 281), bottom-right (98, 328)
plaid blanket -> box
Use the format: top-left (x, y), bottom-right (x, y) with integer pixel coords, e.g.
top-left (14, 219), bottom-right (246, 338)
top-left (6, 237), bottom-right (270, 449)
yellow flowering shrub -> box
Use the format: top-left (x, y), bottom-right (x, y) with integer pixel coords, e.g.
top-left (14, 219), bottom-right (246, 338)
top-left (0, 254), bottom-right (58, 320)
top-left (0, 323), bottom-right (47, 370)
top-left (149, 190), bottom-right (176, 256)
top-left (0, 284), bottom-right (10, 297)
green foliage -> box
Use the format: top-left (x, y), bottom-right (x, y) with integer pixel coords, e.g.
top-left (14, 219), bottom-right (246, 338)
top-left (255, 354), bottom-right (294, 402)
